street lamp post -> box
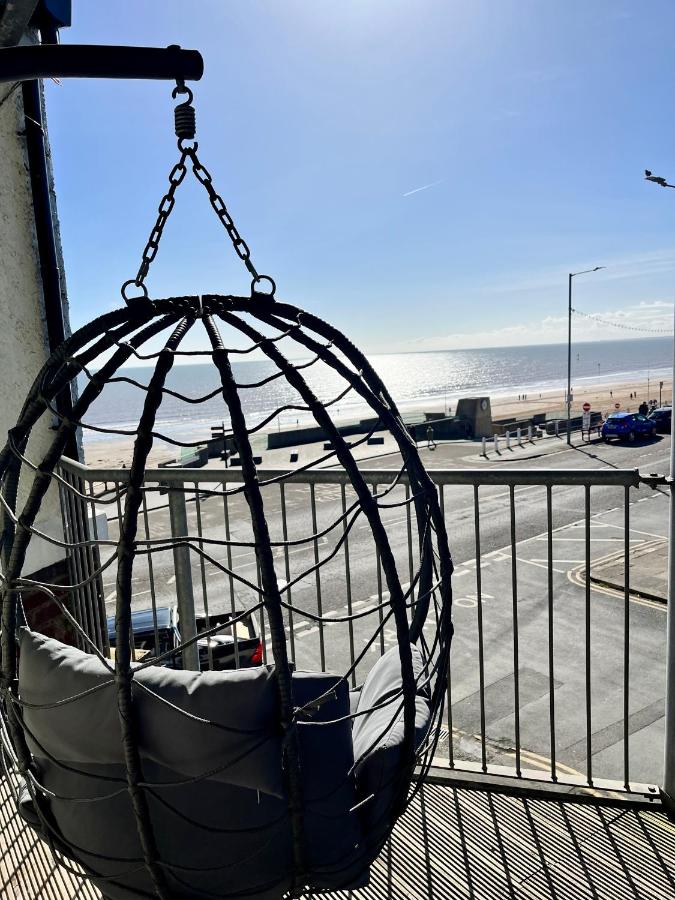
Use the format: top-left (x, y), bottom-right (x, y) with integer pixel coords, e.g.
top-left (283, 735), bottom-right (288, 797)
top-left (645, 169), bottom-right (675, 811)
top-left (567, 266), bottom-right (605, 445)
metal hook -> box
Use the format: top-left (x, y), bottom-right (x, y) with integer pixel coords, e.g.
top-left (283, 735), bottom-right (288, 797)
top-left (172, 83), bottom-right (193, 105)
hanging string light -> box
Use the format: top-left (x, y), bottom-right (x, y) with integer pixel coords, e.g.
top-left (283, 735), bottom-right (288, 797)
top-left (573, 307), bottom-right (674, 335)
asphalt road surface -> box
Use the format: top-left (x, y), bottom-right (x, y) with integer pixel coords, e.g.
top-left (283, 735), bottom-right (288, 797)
top-left (99, 430), bottom-right (671, 787)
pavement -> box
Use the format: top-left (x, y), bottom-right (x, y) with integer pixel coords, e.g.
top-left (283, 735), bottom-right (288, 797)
top-left (590, 535), bottom-right (668, 603)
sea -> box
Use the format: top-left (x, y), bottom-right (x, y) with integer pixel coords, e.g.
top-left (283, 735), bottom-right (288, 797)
top-left (82, 336), bottom-right (673, 445)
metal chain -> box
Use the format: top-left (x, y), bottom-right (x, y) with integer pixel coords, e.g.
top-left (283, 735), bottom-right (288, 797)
top-left (122, 88), bottom-right (275, 305)
top-left (121, 151), bottom-right (189, 302)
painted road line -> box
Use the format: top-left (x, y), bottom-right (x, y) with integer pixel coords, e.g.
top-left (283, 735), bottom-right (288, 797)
top-left (602, 522), bottom-right (667, 540)
top-left (516, 556), bottom-right (565, 574)
top-left (534, 537), bottom-right (647, 543)
top-left (530, 558), bottom-right (584, 564)
top-left (567, 562), bottom-right (665, 612)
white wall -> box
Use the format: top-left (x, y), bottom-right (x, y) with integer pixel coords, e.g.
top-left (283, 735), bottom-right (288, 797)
top-left (0, 78), bottom-right (67, 568)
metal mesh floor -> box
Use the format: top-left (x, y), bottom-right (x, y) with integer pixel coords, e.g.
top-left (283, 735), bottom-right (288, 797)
top-left (3, 772), bottom-right (674, 899)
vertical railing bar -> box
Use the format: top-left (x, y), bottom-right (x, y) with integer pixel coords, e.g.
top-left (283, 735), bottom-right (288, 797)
top-left (71, 473), bottom-right (98, 647)
top-left (56, 474), bottom-right (78, 642)
top-left (439, 484), bottom-right (454, 768)
top-left (86, 478), bottom-right (107, 653)
top-left (474, 483), bottom-right (488, 773)
top-left (113, 482), bottom-right (135, 652)
top-left (405, 482), bottom-right (415, 601)
top-left (222, 481), bottom-right (239, 669)
top-left (310, 483), bottom-right (326, 672)
top-left (194, 489), bottom-right (214, 671)
top-left (68, 471), bottom-right (94, 645)
top-left (585, 483), bottom-right (593, 787)
top-left (279, 482), bottom-right (296, 666)
top-left (256, 557), bottom-right (267, 665)
top-left (373, 482), bottom-right (386, 657)
top-left (509, 484), bottom-right (521, 777)
top-left (342, 482), bottom-right (356, 688)
top-left (546, 484), bottom-right (557, 783)
top-left (140, 491), bottom-right (160, 659)
top-left (62, 470), bottom-right (87, 651)
top-left (167, 482), bottom-right (200, 671)
top-left (623, 483), bottom-right (630, 791)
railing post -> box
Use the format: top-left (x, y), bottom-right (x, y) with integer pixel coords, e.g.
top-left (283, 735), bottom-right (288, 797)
top-left (481, 436), bottom-right (487, 457)
top-left (494, 434), bottom-right (499, 454)
top-left (528, 425), bottom-right (533, 441)
top-left (506, 431), bottom-right (511, 450)
top-left (167, 482), bottom-right (200, 671)
top-left (555, 420), bottom-right (559, 438)
top-left (517, 427), bottom-right (522, 446)
top-left (663, 303), bottom-right (675, 807)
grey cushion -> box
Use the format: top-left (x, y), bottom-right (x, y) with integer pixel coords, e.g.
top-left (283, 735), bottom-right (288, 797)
top-left (18, 628), bottom-right (367, 899)
top-left (20, 628), bottom-right (284, 797)
top-left (352, 644), bottom-right (431, 849)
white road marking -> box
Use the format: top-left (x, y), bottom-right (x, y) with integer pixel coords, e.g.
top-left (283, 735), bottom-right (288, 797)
top-left (530, 558), bottom-right (584, 564)
top-left (517, 557), bottom-right (565, 574)
top-left (533, 537), bottom-right (646, 543)
top-left (602, 522), bottom-right (667, 540)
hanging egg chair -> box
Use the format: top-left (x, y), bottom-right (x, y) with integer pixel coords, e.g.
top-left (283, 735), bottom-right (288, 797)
top-left (0, 83), bottom-right (453, 900)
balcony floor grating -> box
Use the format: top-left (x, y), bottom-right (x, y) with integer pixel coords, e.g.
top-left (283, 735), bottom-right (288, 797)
top-left (3, 772), bottom-right (675, 899)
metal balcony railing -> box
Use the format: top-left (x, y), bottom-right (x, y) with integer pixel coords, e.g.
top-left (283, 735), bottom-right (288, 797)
top-left (54, 457), bottom-right (665, 801)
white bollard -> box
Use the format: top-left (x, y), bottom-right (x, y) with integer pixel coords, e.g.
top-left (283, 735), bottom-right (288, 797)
top-left (494, 434), bottom-right (499, 454)
top-left (528, 425), bottom-right (533, 441)
top-left (506, 431), bottom-right (511, 450)
top-left (517, 427), bottom-right (522, 446)
top-left (482, 437), bottom-right (487, 457)
top-left (555, 420), bottom-right (559, 437)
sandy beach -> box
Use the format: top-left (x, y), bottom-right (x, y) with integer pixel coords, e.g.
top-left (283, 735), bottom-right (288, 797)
top-left (81, 375), bottom-right (673, 470)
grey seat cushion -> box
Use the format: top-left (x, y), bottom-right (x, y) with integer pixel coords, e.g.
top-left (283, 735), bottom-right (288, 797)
top-left (19, 628), bottom-right (284, 797)
top-left (351, 644), bottom-right (431, 850)
top-left (18, 628), bottom-right (367, 899)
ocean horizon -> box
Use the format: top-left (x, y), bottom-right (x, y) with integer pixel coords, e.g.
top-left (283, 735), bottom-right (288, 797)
top-left (81, 335), bottom-right (673, 443)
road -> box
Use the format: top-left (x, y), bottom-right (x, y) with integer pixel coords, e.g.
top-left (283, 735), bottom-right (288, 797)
top-left (99, 430), bottom-right (671, 787)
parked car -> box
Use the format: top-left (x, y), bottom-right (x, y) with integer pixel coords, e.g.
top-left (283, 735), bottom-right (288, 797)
top-left (601, 412), bottom-right (656, 443)
top-left (648, 407), bottom-right (672, 433)
top-left (107, 605), bottom-right (263, 670)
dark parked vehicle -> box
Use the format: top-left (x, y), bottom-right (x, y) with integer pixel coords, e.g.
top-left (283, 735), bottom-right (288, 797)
top-left (601, 412), bottom-right (656, 443)
top-left (648, 407), bottom-right (672, 433)
top-left (107, 605), bottom-right (263, 670)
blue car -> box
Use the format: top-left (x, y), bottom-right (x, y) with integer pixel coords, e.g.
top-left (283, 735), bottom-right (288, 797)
top-left (601, 412), bottom-right (656, 442)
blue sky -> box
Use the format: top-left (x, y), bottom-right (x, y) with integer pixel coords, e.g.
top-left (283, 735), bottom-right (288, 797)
top-left (45, 0), bottom-right (675, 352)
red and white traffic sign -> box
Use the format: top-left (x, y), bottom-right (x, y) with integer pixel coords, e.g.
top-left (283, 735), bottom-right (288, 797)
top-left (615, 402), bottom-right (621, 409)
top-left (582, 402), bottom-right (591, 412)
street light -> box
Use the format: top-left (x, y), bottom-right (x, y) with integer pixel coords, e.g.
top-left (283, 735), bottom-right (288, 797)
top-left (567, 266), bottom-right (605, 445)
top-left (645, 167), bottom-right (675, 811)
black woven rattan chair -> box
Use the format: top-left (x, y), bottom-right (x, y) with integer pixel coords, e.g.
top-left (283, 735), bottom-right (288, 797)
top-left (0, 86), bottom-right (453, 900)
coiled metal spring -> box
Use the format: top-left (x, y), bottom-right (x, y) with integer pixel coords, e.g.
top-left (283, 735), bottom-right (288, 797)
top-left (175, 100), bottom-right (196, 140)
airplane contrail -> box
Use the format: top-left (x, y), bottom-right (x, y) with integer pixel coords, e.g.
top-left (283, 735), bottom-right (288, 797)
top-left (403, 178), bottom-right (444, 197)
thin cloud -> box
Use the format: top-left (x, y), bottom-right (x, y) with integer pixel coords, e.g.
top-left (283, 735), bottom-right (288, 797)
top-left (402, 178), bottom-right (444, 198)
top-left (399, 301), bottom-right (675, 352)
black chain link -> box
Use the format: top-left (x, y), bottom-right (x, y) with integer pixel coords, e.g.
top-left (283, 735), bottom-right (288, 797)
top-left (122, 89), bottom-right (275, 305)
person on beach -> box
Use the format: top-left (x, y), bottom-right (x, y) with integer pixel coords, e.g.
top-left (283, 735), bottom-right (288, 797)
top-left (426, 424), bottom-right (436, 450)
